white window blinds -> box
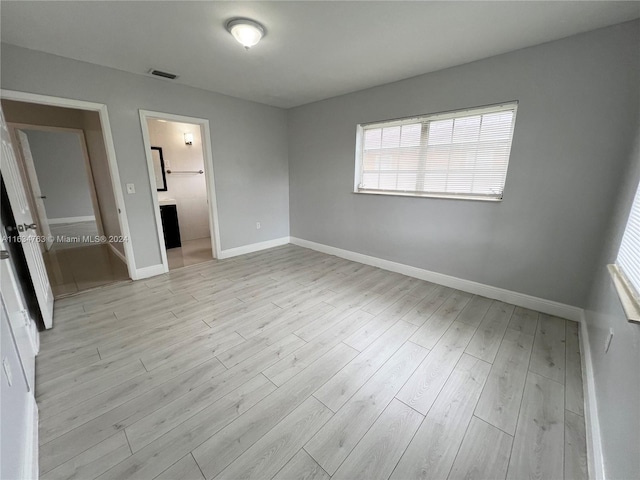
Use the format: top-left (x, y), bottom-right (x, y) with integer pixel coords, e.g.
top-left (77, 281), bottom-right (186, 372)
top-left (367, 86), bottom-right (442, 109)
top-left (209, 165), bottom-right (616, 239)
top-left (616, 180), bottom-right (640, 300)
top-left (355, 103), bottom-right (518, 200)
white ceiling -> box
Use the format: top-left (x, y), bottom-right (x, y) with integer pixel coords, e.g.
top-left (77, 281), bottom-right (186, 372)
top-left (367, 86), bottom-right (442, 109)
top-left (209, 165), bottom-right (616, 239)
top-left (1, 1), bottom-right (638, 108)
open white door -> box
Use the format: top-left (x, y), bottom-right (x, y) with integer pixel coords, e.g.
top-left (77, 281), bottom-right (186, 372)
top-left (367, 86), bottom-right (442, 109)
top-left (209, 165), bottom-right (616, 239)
top-left (0, 108), bottom-right (54, 329)
top-left (0, 234), bottom-right (38, 390)
top-left (14, 129), bottom-right (53, 251)
top-left (0, 299), bottom-right (39, 480)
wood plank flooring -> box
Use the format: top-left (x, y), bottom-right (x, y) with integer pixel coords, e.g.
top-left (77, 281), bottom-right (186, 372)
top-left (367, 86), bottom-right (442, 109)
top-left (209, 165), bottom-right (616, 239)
top-left (37, 244), bottom-right (588, 480)
top-left (43, 243), bottom-right (129, 298)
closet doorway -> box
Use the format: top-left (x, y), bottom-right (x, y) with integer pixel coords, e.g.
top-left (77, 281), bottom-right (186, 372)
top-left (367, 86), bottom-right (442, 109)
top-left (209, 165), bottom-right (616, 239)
top-left (140, 111), bottom-right (221, 271)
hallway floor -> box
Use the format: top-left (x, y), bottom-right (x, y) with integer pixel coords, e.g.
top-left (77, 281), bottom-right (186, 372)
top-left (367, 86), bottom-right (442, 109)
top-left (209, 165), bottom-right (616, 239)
top-left (167, 237), bottom-right (214, 270)
top-left (43, 243), bottom-right (129, 297)
top-left (49, 220), bottom-right (99, 250)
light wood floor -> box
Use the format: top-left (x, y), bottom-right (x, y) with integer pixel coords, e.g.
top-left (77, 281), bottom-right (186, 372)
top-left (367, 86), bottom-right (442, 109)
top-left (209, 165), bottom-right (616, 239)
top-left (37, 244), bottom-right (588, 480)
top-left (167, 237), bottom-right (214, 271)
top-left (43, 244), bottom-right (129, 298)
top-left (49, 220), bottom-right (99, 251)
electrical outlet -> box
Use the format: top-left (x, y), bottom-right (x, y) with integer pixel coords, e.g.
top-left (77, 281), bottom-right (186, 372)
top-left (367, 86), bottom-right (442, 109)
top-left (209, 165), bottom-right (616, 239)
top-left (126, 183), bottom-right (136, 194)
top-left (256, 222), bottom-right (261, 230)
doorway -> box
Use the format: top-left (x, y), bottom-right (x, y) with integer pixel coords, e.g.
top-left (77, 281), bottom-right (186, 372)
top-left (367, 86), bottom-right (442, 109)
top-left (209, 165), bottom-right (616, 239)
top-left (1, 97), bottom-right (132, 300)
top-left (140, 111), bottom-right (221, 271)
top-left (9, 125), bottom-right (103, 250)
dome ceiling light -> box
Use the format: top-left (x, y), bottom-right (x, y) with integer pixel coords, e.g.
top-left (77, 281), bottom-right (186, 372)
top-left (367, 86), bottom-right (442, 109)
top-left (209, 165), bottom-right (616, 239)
top-left (225, 18), bottom-right (265, 50)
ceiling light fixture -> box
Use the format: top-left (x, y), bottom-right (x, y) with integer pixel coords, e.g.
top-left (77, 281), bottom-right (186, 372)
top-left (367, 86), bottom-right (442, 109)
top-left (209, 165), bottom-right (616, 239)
top-left (226, 18), bottom-right (265, 50)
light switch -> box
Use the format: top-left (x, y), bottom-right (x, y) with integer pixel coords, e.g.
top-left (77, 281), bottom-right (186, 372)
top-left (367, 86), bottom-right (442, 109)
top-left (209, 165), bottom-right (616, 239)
top-left (126, 183), bottom-right (136, 194)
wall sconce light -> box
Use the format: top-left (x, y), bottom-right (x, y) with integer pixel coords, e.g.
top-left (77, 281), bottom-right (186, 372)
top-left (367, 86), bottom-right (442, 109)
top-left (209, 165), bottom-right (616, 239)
top-left (184, 133), bottom-right (194, 145)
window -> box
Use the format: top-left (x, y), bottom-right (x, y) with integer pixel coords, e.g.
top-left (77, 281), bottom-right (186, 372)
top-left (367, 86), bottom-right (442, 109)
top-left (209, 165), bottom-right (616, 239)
top-left (354, 103), bottom-right (518, 201)
top-left (611, 178), bottom-right (640, 323)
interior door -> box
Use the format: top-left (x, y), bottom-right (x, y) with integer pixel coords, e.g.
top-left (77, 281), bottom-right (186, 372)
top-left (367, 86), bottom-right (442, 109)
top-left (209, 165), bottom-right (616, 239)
top-left (0, 234), bottom-right (38, 390)
top-left (0, 108), bottom-right (54, 329)
top-left (1, 299), bottom-right (36, 480)
top-left (14, 129), bottom-right (54, 251)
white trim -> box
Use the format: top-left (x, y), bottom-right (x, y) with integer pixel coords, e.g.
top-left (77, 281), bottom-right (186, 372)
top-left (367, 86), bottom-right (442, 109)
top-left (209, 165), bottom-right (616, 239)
top-left (579, 311), bottom-right (605, 480)
top-left (607, 264), bottom-right (640, 324)
top-left (0, 89), bottom-right (136, 280)
top-left (360, 101), bottom-right (519, 128)
top-left (133, 264), bottom-right (166, 280)
top-left (219, 237), bottom-right (291, 259)
top-left (354, 189), bottom-right (503, 202)
top-left (97, 103), bottom-right (135, 277)
top-left (138, 110), bottom-right (223, 274)
top-left (201, 117), bottom-right (222, 259)
top-left (290, 236), bottom-right (583, 322)
top-left (48, 215), bottom-right (96, 225)
top-left (138, 111), bottom-right (170, 273)
top-left (107, 242), bottom-right (128, 265)
top-left (23, 394), bottom-right (38, 480)
top-left (2, 90), bottom-right (107, 111)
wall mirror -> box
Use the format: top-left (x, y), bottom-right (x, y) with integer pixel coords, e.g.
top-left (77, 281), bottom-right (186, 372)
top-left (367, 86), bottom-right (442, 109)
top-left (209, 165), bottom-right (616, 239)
top-left (151, 146), bottom-right (167, 191)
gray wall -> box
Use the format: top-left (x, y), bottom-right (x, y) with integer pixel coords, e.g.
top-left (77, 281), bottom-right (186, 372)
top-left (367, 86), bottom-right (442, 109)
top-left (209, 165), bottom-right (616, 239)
top-left (1, 43), bottom-right (290, 268)
top-left (288, 20), bottom-right (640, 307)
top-left (583, 125), bottom-right (640, 480)
top-left (23, 129), bottom-right (94, 220)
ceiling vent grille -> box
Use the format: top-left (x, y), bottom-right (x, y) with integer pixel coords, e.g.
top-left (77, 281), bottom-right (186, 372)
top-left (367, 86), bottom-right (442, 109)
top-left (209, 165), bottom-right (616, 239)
top-left (149, 69), bottom-right (178, 80)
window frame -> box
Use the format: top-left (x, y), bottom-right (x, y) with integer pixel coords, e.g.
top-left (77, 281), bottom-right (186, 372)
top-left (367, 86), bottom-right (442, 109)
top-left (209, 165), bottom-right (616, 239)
top-left (608, 264), bottom-right (640, 324)
top-left (353, 102), bottom-right (519, 202)
top-left (609, 174), bottom-right (640, 324)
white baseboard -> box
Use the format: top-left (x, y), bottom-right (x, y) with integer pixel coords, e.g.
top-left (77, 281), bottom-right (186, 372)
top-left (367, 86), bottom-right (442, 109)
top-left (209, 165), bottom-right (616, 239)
top-left (290, 237), bottom-right (583, 322)
top-left (48, 215), bottom-right (95, 224)
top-left (107, 242), bottom-right (127, 265)
top-left (24, 395), bottom-right (38, 480)
top-left (219, 237), bottom-right (291, 259)
top-left (133, 263), bottom-right (167, 280)
top-left (132, 237), bottom-right (290, 278)
top-left (579, 311), bottom-right (605, 480)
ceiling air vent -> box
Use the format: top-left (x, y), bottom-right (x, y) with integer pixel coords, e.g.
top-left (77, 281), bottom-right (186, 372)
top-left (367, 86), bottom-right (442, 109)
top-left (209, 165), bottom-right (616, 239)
top-left (149, 69), bottom-right (178, 80)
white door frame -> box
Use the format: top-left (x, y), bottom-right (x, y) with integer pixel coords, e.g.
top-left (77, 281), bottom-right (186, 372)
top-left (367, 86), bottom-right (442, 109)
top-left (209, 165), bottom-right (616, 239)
top-left (1, 89), bottom-right (136, 279)
top-left (139, 109), bottom-right (222, 271)
top-left (9, 123), bottom-right (107, 246)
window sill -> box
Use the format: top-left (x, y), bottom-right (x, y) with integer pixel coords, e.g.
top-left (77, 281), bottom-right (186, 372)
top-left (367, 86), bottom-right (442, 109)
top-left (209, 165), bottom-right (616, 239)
top-left (353, 190), bottom-right (503, 202)
top-left (608, 264), bottom-right (640, 324)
